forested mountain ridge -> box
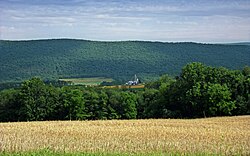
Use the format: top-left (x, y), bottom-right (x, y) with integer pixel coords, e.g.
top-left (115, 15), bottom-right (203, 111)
top-left (0, 39), bottom-right (249, 82)
top-left (225, 42), bottom-right (250, 46)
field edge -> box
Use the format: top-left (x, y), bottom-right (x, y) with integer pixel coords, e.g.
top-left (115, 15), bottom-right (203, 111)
top-left (0, 149), bottom-right (223, 156)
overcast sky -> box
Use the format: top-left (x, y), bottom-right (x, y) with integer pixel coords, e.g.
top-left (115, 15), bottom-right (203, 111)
top-left (0, 0), bottom-right (250, 42)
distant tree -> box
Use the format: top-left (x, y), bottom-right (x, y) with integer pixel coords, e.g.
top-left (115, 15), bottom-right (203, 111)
top-left (139, 89), bottom-right (160, 118)
top-left (60, 88), bottom-right (86, 120)
top-left (180, 62), bottom-right (208, 86)
top-left (242, 66), bottom-right (250, 76)
top-left (120, 92), bottom-right (137, 119)
top-left (0, 89), bottom-right (20, 121)
top-left (18, 77), bottom-right (59, 121)
top-left (206, 83), bottom-right (236, 116)
top-left (108, 91), bottom-right (122, 119)
top-left (96, 91), bottom-right (109, 119)
top-left (164, 62), bottom-right (240, 117)
top-left (83, 90), bottom-right (100, 120)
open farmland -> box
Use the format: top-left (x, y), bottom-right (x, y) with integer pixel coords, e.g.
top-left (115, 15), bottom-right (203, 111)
top-left (59, 77), bottom-right (114, 86)
top-left (0, 116), bottom-right (249, 155)
top-left (103, 84), bottom-right (145, 89)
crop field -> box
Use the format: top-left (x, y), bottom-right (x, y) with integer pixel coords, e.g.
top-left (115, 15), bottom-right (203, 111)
top-left (0, 116), bottom-right (249, 155)
top-left (103, 84), bottom-right (145, 89)
top-left (59, 77), bottom-right (114, 86)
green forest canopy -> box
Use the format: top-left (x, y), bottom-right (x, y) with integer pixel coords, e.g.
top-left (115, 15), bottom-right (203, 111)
top-left (0, 62), bottom-right (249, 122)
top-left (0, 39), bottom-right (249, 82)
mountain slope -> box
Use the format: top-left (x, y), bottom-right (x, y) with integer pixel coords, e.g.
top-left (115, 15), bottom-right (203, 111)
top-left (225, 42), bottom-right (250, 46)
top-left (0, 39), bottom-right (249, 82)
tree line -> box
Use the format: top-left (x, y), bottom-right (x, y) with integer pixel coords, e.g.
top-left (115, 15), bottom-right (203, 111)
top-left (0, 62), bottom-right (249, 122)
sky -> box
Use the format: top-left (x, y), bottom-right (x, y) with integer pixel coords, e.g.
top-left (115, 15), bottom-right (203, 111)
top-left (0, 0), bottom-right (250, 43)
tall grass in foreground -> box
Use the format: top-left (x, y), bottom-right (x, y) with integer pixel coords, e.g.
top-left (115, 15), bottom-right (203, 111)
top-left (0, 116), bottom-right (249, 155)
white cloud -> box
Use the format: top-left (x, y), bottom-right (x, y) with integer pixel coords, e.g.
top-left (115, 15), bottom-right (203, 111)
top-left (0, 0), bottom-right (249, 42)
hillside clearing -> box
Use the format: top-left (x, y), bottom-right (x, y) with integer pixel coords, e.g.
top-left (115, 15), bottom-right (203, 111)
top-left (0, 116), bottom-right (249, 155)
top-left (102, 84), bottom-right (145, 89)
top-left (59, 77), bottom-right (114, 86)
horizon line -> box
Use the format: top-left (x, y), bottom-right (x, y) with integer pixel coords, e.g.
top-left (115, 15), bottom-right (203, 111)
top-left (1, 37), bottom-right (250, 44)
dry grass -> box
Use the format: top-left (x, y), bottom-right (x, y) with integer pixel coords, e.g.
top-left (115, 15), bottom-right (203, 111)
top-left (0, 116), bottom-right (249, 155)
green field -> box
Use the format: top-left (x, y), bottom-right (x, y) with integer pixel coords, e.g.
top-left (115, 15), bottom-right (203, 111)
top-left (59, 77), bottom-right (114, 86)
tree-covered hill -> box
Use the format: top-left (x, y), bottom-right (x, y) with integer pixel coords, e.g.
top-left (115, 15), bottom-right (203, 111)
top-left (226, 42), bottom-right (250, 46)
top-left (0, 39), bottom-right (249, 82)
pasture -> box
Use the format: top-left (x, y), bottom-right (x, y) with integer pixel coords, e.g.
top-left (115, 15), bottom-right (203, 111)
top-left (0, 116), bottom-right (249, 155)
top-left (103, 84), bottom-right (145, 89)
top-left (59, 77), bottom-right (114, 86)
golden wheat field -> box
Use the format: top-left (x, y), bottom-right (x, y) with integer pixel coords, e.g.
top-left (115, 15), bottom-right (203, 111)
top-left (0, 116), bottom-right (249, 155)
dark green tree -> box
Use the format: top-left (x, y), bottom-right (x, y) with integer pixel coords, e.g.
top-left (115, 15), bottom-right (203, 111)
top-left (60, 88), bottom-right (86, 120)
top-left (18, 77), bottom-right (59, 121)
top-left (242, 66), bottom-right (250, 76)
top-left (83, 90), bottom-right (100, 120)
top-left (0, 89), bottom-right (20, 121)
top-left (119, 92), bottom-right (137, 119)
top-left (206, 83), bottom-right (236, 116)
